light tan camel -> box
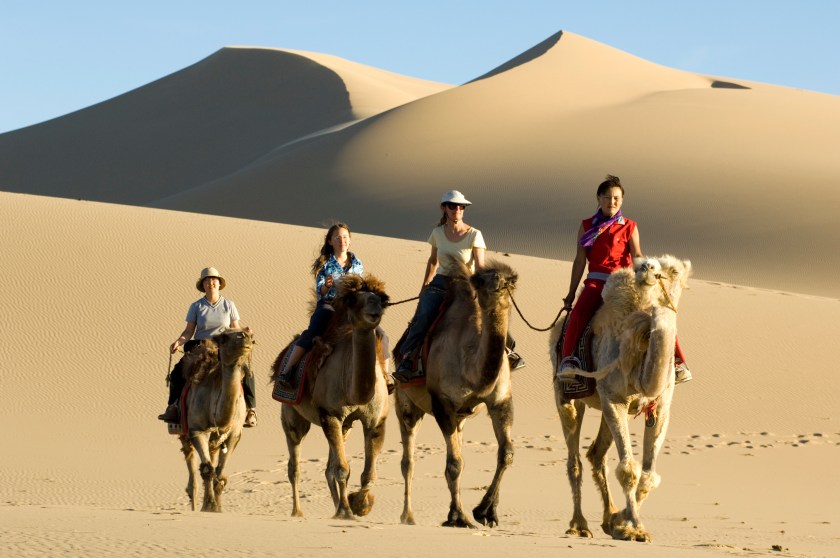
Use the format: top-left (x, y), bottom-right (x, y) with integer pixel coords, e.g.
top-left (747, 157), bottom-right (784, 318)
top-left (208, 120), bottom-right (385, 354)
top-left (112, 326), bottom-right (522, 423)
top-left (396, 261), bottom-right (517, 528)
top-left (551, 255), bottom-right (691, 541)
top-left (179, 328), bottom-right (253, 512)
top-left (270, 273), bottom-right (390, 519)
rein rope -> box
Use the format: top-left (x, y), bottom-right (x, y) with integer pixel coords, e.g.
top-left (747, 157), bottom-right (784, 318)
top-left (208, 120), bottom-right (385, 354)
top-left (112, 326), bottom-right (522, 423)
top-left (507, 287), bottom-right (568, 332)
top-left (384, 295), bottom-right (420, 307)
top-left (657, 277), bottom-right (679, 313)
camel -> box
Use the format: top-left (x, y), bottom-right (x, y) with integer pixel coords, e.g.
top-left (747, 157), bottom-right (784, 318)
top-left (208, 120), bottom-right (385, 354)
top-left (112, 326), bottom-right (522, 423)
top-left (395, 261), bottom-right (517, 528)
top-left (551, 254), bottom-right (691, 541)
top-left (270, 273), bottom-right (390, 519)
top-left (178, 328), bottom-right (253, 512)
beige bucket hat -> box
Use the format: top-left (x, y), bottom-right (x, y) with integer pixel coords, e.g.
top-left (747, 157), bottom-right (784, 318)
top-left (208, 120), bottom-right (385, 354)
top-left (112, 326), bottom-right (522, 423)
top-left (196, 267), bottom-right (226, 291)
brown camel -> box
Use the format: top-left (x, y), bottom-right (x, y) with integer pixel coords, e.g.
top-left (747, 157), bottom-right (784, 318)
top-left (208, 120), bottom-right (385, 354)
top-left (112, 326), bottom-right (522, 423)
top-left (270, 273), bottom-right (390, 519)
top-left (395, 261), bottom-right (517, 528)
top-left (178, 328), bottom-right (253, 512)
top-left (551, 255), bottom-right (691, 541)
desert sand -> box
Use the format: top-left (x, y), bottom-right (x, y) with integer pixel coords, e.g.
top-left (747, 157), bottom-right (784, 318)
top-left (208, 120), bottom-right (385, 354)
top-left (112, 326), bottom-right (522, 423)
top-left (1, 30), bottom-right (839, 557)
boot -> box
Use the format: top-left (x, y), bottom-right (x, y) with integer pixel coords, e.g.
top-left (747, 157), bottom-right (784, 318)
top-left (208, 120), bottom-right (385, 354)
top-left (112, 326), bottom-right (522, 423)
top-left (393, 351), bottom-right (423, 383)
top-left (244, 408), bottom-right (258, 427)
top-left (507, 349), bottom-right (526, 370)
top-left (276, 345), bottom-right (305, 389)
top-left (674, 361), bottom-right (693, 384)
top-left (158, 403), bottom-right (179, 423)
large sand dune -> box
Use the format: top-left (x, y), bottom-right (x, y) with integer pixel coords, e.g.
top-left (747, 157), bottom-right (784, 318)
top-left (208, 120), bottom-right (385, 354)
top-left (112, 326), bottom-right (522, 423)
top-left (2, 32), bottom-right (839, 295)
top-left (1, 29), bottom-right (839, 556)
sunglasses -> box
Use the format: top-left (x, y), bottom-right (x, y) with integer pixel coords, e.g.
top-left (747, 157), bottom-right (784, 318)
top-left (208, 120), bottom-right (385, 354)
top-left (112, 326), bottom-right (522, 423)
top-left (444, 202), bottom-right (466, 210)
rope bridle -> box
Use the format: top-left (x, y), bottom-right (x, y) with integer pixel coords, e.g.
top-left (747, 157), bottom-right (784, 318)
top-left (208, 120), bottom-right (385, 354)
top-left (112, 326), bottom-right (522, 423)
top-left (507, 287), bottom-right (568, 332)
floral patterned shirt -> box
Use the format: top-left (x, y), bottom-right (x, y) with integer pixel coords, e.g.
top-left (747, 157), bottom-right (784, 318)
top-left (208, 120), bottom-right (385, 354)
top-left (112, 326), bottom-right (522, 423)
top-left (316, 252), bottom-right (364, 302)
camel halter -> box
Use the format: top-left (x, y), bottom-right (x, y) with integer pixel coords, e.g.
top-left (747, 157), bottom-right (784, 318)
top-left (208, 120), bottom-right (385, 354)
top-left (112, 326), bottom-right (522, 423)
top-left (657, 277), bottom-right (679, 314)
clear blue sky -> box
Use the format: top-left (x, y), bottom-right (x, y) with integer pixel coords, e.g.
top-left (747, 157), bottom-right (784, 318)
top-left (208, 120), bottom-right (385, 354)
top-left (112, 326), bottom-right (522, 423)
top-left (2, 0), bottom-right (838, 134)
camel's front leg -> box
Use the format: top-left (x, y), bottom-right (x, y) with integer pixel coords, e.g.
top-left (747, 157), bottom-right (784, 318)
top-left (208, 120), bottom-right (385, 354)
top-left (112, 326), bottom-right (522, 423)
top-left (472, 396), bottom-right (513, 528)
top-left (600, 401), bottom-right (647, 542)
top-left (179, 437), bottom-right (199, 511)
top-left (431, 394), bottom-right (474, 528)
top-left (586, 414), bottom-right (618, 536)
top-left (320, 412), bottom-right (354, 520)
top-left (396, 391), bottom-right (425, 525)
top-left (349, 417), bottom-right (386, 517)
top-left (189, 431), bottom-right (219, 512)
top-left (556, 398), bottom-right (592, 537)
top-left (636, 390), bottom-right (673, 509)
top-left (282, 405), bottom-right (311, 517)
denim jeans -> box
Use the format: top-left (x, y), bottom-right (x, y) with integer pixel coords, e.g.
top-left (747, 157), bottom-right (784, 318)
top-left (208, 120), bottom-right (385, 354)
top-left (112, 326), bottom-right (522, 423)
top-left (400, 274), bottom-right (449, 358)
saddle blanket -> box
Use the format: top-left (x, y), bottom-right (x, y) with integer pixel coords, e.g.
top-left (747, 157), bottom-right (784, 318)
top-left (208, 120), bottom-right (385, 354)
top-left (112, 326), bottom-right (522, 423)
top-left (272, 352), bottom-right (310, 405)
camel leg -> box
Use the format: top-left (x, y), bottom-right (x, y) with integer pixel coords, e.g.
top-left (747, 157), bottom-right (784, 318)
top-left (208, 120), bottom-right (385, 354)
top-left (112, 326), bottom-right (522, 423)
top-left (556, 398), bottom-right (593, 537)
top-left (430, 394), bottom-right (474, 528)
top-left (472, 397), bottom-right (513, 528)
top-left (396, 390), bottom-right (425, 525)
top-left (636, 390), bottom-right (672, 515)
top-left (349, 417), bottom-right (386, 516)
top-left (180, 437), bottom-right (199, 512)
top-left (282, 405), bottom-right (311, 517)
top-left (600, 401), bottom-right (647, 542)
top-left (586, 414), bottom-right (618, 536)
top-left (211, 431), bottom-right (241, 512)
top-left (320, 412), bottom-right (355, 520)
top-left (189, 431), bottom-right (220, 512)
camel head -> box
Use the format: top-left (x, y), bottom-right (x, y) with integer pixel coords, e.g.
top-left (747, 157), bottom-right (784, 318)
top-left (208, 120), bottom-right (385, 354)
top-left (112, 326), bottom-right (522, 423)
top-left (470, 261), bottom-right (518, 308)
top-left (213, 328), bottom-right (254, 366)
top-left (334, 273), bottom-right (389, 330)
top-left (651, 255), bottom-right (692, 311)
top-left (633, 256), bottom-right (662, 287)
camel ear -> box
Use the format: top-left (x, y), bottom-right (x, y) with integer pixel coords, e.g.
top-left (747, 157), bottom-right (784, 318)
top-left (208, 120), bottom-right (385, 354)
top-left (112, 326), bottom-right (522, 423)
top-left (379, 293), bottom-right (390, 306)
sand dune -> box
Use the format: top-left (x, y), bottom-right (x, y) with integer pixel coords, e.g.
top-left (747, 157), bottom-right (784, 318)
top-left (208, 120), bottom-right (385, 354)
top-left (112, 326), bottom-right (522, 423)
top-left (2, 28), bottom-right (840, 556)
top-left (3, 32), bottom-right (839, 296)
top-left (1, 191), bottom-right (838, 556)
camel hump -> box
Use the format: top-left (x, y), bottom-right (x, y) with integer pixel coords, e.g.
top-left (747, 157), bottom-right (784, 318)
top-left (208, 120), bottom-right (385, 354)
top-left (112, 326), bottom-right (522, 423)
top-left (182, 339), bottom-right (220, 384)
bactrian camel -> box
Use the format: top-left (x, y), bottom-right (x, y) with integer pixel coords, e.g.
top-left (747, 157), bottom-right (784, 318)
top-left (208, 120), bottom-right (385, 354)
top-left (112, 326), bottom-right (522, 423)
top-left (179, 328), bottom-right (254, 512)
top-left (396, 261), bottom-right (517, 528)
top-left (271, 273), bottom-right (390, 519)
top-left (552, 255), bottom-right (691, 541)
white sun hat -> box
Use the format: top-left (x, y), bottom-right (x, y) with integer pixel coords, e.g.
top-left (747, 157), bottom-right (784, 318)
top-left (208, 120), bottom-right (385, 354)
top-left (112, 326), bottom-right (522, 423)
top-left (440, 190), bottom-right (472, 205)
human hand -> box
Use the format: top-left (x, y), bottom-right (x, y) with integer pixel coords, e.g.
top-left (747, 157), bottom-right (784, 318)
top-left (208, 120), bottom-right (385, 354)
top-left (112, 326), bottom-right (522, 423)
top-left (170, 339), bottom-right (182, 354)
top-left (563, 294), bottom-right (575, 311)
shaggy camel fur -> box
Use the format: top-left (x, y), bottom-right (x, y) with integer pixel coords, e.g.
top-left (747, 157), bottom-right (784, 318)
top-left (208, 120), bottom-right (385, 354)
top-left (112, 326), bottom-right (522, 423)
top-left (552, 255), bottom-right (691, 542)
top-left (271, 274), bottom-right (390, 519)
top-left (179, 329), bottom-right (253, 512)
top-left (396, 261), bottom-right (517, 528)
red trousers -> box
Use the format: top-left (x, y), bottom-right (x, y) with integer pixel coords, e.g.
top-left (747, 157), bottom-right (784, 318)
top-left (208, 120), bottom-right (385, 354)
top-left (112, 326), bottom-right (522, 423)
top-left (562, 278), bottom-right (686, 363)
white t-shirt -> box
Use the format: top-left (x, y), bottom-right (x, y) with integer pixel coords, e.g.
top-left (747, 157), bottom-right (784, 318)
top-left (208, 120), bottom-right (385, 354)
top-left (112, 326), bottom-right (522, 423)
top-left (428, 226), bottom-right (486, 276)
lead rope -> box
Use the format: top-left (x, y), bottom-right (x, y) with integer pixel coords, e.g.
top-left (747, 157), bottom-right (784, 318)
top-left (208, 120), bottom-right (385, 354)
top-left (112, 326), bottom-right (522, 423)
top-left (657, 277), bottom-right (679, 313)
top-left (507, 287), bottom-right (568, 332)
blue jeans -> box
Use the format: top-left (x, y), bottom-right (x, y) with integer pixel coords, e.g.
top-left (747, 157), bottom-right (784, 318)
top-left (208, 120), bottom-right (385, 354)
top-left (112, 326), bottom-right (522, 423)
top-left (400, 274), bottom-right (449, 358)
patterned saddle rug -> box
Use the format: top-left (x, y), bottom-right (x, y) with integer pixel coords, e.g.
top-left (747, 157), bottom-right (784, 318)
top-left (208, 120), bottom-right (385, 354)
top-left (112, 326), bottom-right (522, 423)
top-left (556, 318), bottom-right (597, 399)
top-left (271, 351), bottom-right (313, 405)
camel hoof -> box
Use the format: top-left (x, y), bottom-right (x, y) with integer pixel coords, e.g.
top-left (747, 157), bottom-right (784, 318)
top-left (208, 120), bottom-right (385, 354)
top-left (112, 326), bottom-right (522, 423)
top-left (400, 512), bottom-right (416, 525)
top-left (349, 491), bottom-right (374, 516)
top-left (566, 528), bottom-right (593, 538)
top-left (472, 504), bottom-right (499, 528)
top-left (442, 513), bottom-right (476, 529)
top-left (332, 508), bottom-right (357, 521)
top-left (291, 508), bottom-right (304, 518)
top-left (612, 525), bottom-right (651, 542)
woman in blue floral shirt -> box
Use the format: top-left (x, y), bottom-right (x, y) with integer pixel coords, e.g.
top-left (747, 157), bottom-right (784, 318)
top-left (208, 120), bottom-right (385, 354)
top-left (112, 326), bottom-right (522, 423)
top-left (275, 223), bottom-right (365, 387)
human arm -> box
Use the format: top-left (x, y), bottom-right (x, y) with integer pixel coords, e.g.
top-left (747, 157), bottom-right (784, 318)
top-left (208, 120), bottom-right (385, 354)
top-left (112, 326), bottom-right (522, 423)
top-left (563, 224), bottom-right (588, 309)
top-left (230, 320), bottom-right (253, 334)
top-left (629, 225), bottom-right (643, 259)
top-left (170, 321), bottom-right (197, 353)
top-left (473, 246), bottom-right (486, 272)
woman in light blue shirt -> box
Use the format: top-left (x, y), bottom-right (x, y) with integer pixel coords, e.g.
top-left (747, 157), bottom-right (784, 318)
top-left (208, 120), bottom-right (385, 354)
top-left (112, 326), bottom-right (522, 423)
top-left (275, 223), bottom-right (364, 387)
